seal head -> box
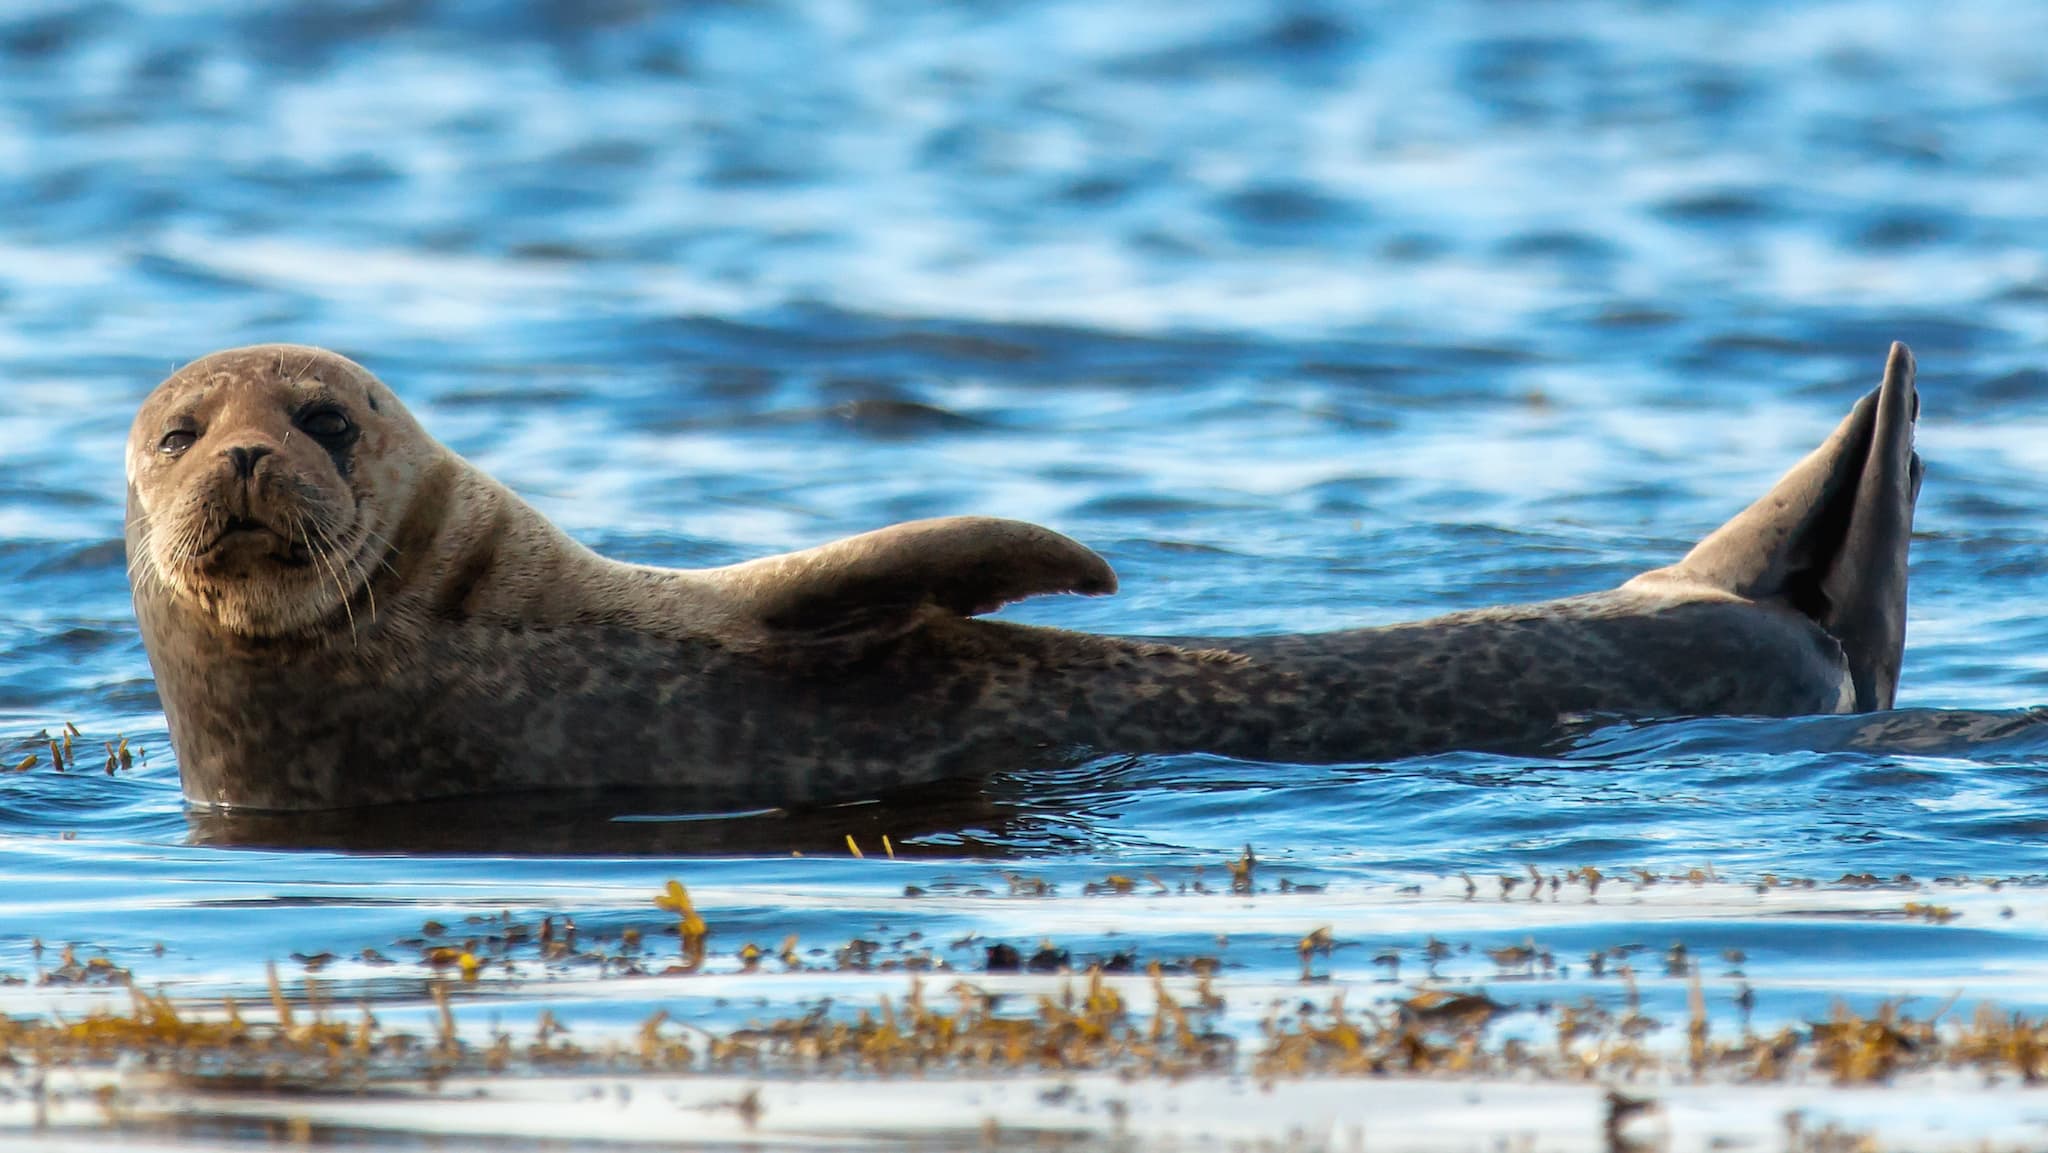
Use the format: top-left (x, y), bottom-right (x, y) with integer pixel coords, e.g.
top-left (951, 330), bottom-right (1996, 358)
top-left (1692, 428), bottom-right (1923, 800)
top-left (127, 345), bottom-right (429, 638)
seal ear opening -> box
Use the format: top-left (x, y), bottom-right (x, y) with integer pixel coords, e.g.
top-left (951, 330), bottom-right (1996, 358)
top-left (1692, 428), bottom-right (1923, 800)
top-left (716, 516), bottom-right (1118, 648)
top-left (1634, 342), bottom-right (1920, 711)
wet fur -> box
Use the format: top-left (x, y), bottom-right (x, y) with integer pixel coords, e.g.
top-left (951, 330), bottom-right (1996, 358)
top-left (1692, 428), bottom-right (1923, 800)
top-left (128, 344), bottom-right (1922, 811)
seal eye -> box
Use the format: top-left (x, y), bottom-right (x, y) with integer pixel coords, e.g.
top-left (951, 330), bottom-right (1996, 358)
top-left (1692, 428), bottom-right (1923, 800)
top-left (298, 407), bottom-right (353, 440)
top-left (158, 429), bottom-right (197, 456)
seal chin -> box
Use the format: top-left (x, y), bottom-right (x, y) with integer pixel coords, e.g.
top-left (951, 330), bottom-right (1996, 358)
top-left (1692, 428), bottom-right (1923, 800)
top-left (153, 506), bottom-right (372, 639)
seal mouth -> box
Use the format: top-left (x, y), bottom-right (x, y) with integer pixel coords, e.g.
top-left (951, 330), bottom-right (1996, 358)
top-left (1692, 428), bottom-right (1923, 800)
top-left (198, 517), bottom-right (312, 565)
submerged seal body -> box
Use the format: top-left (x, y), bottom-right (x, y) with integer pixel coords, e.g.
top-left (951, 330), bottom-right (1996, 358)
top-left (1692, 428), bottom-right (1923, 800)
top-left (126, 343), bottom-right (1922, 811)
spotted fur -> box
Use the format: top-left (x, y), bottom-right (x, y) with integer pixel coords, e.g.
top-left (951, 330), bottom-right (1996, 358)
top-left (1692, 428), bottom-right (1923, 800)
top-left (128, 343), bottom-right (1922, 811)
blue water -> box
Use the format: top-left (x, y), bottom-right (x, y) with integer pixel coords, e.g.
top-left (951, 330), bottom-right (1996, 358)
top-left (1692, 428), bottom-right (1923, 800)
top-left (3, 0), bottom-right (2048, 1142)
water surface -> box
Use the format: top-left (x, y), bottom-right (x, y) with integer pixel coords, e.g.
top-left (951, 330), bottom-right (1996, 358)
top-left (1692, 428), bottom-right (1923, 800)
top-left (2, 0), bottom-right (2047, 1147)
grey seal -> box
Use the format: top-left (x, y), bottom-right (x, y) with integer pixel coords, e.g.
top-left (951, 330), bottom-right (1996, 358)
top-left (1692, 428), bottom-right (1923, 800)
top-left (126, 342), bottom-right (1922, 812)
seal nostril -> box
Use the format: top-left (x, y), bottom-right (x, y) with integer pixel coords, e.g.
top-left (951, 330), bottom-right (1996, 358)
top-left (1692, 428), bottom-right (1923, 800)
top-left (226, 445), bottom-right (274, 478)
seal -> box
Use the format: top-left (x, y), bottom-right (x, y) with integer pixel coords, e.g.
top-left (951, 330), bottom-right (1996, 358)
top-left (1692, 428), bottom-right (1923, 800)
top-left (127, 342), bottom-right (1923, 812)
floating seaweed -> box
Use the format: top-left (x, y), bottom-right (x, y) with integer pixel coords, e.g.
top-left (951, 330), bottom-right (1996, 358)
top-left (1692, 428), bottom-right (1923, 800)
top-left (655, 879), bottom-right (709, 971)
top-left (1, 724), bottom-right (143, 776)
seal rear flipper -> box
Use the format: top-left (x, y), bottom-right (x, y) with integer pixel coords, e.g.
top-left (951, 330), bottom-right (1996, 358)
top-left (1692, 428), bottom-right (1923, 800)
top-left (1628, 341), bottom-right (1921, 710)
top-left (713, 515), bottom-right (1117, 645)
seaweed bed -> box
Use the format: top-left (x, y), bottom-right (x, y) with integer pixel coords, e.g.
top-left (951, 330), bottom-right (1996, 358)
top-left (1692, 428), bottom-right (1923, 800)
top-left (6, 862), bottom-right (2048, 1150)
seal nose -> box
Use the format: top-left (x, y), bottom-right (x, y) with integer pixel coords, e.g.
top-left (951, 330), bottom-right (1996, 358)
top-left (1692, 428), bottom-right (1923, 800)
top-left (225, 445), bottom-right (273, 479)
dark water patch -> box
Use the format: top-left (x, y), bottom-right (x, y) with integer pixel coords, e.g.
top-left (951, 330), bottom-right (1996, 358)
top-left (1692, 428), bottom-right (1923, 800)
top-left (625, 312), bottom-right (1067, 374)
top-left (1216, 183), bottom-right (1363, 245)
top-left (1377, 232), bottom-right (1453, 263)
top-left (1585, 302), bottom-right (1683, 329)
top-left (1495, 230), bottom-right (1622, 266)
top-left (1654, 189), bottom-right (1779, 223)
top-left (93, 676), bottom-right (163, 714)
top-left (184, 782), bottom-right (1045, 858)
top-left (432, 386), bottom-right (597, 409)
top-left (0, 3), bottom-right (111, 61)
top-left (1805, 313), bottom-right (2009, 359)
top-left (131, 252), bottom-right (260, 293)
top-left (649, 399), bottom-right (995, 439)
top-left (1937, 494), bottom-right (2041, 524)
top-left (503, 240), bottom-right (613, 263)
top-left (1807, 113), bottom-right (1952, 169)
top-left (22, 540), bottom-right (125, 579)
top-left (1966, 367), bottom-right (2048, 407)
top-left (0, 540), bottom-right (118, 587)
top-left (814, 399), bottom-right (990, 437)
top-left (1293, 359), bottom-right (1425, 385)
top-left (1995, 277), bottom-right (2048, 304)
top-left (1691, 331), bottom-right (1823, 361)
top-left (1423, 342), bottom-right (1544, 369)
top-left (1113, 537), bottom-right (1249, 560)
top-left (1574, 709), bottom-right (2048, 762)
top-left (1058, 171), bottom-right (1141, 205)
top-left (1111, 8), bottom-right (1359, 83)
top-left (0, 482), bottom-right (104, 509)
top-left (1851, 209), bottom-right (1953, 250)
top-left (1074, 494), bottom-right (1252, 518)
top-left (13, 625), bottom-right (130, 662)
top-left (1457, 35), bottom-right (1610, 127)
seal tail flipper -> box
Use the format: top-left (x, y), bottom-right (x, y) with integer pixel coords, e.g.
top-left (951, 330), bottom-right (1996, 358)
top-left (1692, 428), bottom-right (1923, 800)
top-left (713, 516), bottom-right (1117, 644)
top-left (1630, 341), bottom-right (1921, 710)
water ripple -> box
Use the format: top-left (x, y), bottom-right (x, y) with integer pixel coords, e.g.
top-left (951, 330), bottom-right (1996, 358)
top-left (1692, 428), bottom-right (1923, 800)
top-left (0, 0), bottom-right (2043, 1140)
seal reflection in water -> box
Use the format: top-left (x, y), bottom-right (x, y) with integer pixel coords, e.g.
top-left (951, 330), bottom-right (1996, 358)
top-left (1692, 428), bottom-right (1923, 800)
top-left (127, 343), bottom-right (1922, 812)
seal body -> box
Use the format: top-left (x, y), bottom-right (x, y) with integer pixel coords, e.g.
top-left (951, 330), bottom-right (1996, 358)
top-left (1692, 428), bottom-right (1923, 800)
top-left (127, 344), bottom-right (1922, 811)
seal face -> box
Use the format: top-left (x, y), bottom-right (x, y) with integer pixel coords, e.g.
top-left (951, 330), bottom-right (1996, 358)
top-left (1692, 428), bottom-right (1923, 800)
top-left (127, 346), bottom-right (424, 639)
top-left (127, 342), bottom-right (1923, 813)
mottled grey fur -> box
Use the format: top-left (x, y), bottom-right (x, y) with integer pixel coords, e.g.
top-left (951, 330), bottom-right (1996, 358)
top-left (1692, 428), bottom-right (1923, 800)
top-left (128, 343), bottom-right (1922, 812)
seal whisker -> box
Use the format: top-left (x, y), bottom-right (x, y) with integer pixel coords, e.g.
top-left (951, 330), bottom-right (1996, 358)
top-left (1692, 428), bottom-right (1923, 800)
top-left (290, 350), bottom-right (320, 388)
top-left (355, 527), bottom-right (403, 577)
top-left (125, 545), bottom-right (165, 599)
top-left (126, 538), bottom-right (158, 580)
top-left (309, 517), bottom-right (360, 643)
top-left (296, 510), bottom-right (359, 644)
top-left (164, 518), bottom-right (201, 572)
top-left (310, 515), bottom-right (380, 626)
top-left (350, 545), bottom-right (381, 624)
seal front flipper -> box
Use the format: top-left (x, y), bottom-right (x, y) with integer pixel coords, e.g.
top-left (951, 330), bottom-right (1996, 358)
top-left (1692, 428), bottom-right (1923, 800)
top-left (711, 516), bottom-right (1118, 644)
top-left (1628, 341), bottom-right (1922, 710)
